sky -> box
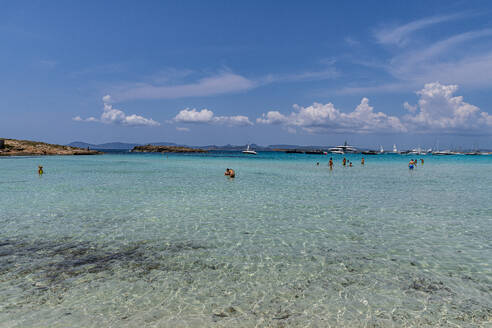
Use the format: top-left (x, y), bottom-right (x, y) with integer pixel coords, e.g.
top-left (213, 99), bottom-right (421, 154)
top-left (1, 0), bottom-right (492, 149)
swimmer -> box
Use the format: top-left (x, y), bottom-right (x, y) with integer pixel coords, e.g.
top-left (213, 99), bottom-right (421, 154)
top-left (38, 165), bottom-right (43, 175)
top-left (316, 162), bottom-right (319, 166)
top-left (349, 162), bottom-right (353, 167)
top-left (361, 157), bottom-right (365, 165)
top-left (224, 168), bottom-right (235, 178)
top-left (342, 157), bottom-right (347, 167)
top-left (329, 157), bottom-right (333, 170)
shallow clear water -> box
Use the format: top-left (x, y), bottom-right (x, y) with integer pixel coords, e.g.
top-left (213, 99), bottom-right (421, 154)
top-left (0, 152), bottom-right (491, 327)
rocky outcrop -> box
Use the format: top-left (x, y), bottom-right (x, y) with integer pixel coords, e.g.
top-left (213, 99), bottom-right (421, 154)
top-left (0, 139), bottom-right (102, 156)
top-left (131, 144), bottom-right (207, 153)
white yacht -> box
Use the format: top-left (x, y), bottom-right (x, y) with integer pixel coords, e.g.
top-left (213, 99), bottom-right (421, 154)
top-left (328, 141), bottom-right (358, 154)
top-left (242, 144), bottom-right (257, 155)
top-left (408, 146), bottom-right (425, 155)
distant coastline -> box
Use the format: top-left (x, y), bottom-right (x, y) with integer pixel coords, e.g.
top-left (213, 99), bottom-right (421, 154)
top-left (130, 144), bottom-right (207, 153)
top-left (0, 139), bottom-right (102, 156)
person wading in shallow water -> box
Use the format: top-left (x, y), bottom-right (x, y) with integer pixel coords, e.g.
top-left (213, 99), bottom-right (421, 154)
top-left (224, 168), bottom-right (235, 178)
top-left (38, 165), bottom-right (43, 175)
top-left (329, 158), bottom-right (333, 170)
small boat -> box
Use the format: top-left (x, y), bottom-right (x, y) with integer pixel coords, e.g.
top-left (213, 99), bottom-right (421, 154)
top-left (242, 144), bottom-right (257, 155)
top-left (379, 145), bottom-right (384, 154)
top-left (305, 150), bottom-right (327, 155)
top-left (361, 150), bottom-right (378, 155)
top-left (392, 144), bottom-right (399, 153)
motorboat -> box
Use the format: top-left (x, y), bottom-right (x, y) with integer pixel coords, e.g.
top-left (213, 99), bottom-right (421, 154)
top-left (328, 141), bottom-right (359, 154)
top-left (242, 145), bottom-right (257, 155)
top-left (408, 146), bottom-right (425, 155)
top-left (432, 150), bottom-right (453, 155)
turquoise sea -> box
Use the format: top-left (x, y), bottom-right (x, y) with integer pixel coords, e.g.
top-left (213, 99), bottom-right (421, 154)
top-left (0, 152), bottom-right (491, 327)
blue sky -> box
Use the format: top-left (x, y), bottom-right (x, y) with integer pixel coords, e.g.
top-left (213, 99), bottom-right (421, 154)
top-left (1, 0), bottom-right (492, 148)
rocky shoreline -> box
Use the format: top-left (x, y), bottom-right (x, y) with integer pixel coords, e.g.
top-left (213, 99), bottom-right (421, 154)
top-left (131, 144), bottom-right (207, 153)
top-left (0, 139), bottom-right (102, 156)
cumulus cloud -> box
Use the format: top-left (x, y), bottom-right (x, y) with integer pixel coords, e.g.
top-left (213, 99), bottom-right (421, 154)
top-left (404, 82), bottom-right (492, 133)
top-left (403, 102), bottom-right (417, 113)
top-left (257, 98), bottom-right (406, 133)
top-left (102, 94), bottom-right (112, 103)
top-left (73, 96), bottom-right (160, 127)
top-left (172, 108), bottom-right (253, 126)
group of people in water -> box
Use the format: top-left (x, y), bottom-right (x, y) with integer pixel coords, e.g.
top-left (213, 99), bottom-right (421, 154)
top-left (316, 157), bottom-right (425, 170)
top-left (408, 158), bottom-right (424, 170)
top-left (317, 157), bottom-right (364, 170)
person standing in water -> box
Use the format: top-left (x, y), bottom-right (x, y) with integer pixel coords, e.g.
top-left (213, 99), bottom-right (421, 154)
top-left (225, 168), bottom-right (235, 178)
top-left (329, 158), bottom-right (333, 170)
top-left (361, 157), bottom-right (365, 165)
top-left (38, 165), bottom-right (43, 175)
top-left (342, 157), bottom-right (347, 167)
top-left (421, 158), bottom-right (424, 165)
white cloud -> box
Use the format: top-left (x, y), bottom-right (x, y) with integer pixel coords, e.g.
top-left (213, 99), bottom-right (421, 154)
top-left (176, 127), bottom-right (190, 132)
top-left (403, 102), bottom-right (417, 113)
top-left (256, 111), bottom-right (288, 125)
top-left (173, 108), bottom-right (253, 126)
top-left (404, 82), bottom-right (492, 133)
top-left (374, 13), bottom-right (464, 46)
top-left (73, 96), bottom-right (160, 127)
top-left (173, 108), bottom-right (214, 123)
top-left (102, 94), bottom-right (112, 103)
top-left (261, 68), bottom-right (339, 84)
top-left (73, 116), bottom-right (98, 122)
top-left (113, 72), bottom-right (256, 101)
top-left (341, 14), bottom-right (492, 94)
top-left (110, 65), bottom-right (340, 101)
top-left (257, 98), bottom-right (406, 134)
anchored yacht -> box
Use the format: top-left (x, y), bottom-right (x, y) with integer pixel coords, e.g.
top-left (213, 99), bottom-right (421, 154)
top-left (328, 141), bottom-right (358, 154)
top-left (242, 144), bottom-right (257, 155)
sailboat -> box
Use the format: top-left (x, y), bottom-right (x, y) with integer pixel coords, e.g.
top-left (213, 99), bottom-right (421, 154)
top-left (392, 144), bottom-right (399, 153)
top-left (242, 144), bottom-right (257, 155)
